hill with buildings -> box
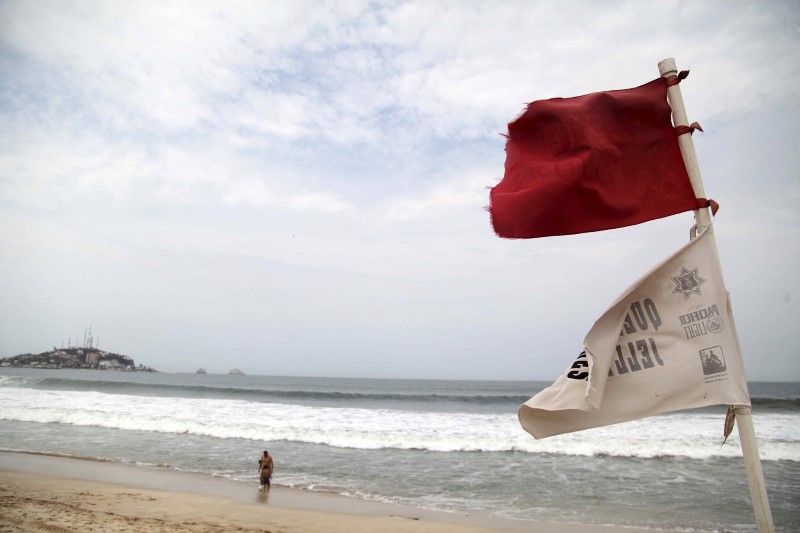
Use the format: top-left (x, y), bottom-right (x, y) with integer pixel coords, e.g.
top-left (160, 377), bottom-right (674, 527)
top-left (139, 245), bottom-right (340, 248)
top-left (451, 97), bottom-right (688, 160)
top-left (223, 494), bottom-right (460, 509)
top-left (0, 347), bottom-right (155, 371)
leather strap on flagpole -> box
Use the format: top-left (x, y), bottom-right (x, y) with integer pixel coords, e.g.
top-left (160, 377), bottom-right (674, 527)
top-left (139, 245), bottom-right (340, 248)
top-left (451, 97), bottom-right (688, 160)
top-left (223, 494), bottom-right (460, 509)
top-left (665, 70), bottom-right (690, 87)
top-left (676, 122), bottom-right (703, 136)
top-left (695, 198), bottom-right (719, 216)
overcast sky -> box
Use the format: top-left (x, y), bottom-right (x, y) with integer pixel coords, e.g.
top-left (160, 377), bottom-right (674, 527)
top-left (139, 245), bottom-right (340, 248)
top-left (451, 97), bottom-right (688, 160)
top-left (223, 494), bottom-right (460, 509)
top-left (1, 1), bottom-right (797, 380)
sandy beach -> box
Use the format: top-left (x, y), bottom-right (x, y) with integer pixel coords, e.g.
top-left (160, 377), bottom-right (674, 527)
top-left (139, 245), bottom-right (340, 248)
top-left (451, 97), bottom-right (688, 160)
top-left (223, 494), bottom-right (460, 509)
top-left (0, 451), bottom-right (685, 533)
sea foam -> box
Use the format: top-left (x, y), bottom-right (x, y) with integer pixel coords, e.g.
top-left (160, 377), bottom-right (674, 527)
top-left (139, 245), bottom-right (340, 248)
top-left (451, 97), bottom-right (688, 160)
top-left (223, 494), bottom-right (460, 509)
top-left (0, 386), bottom-right (797, 461)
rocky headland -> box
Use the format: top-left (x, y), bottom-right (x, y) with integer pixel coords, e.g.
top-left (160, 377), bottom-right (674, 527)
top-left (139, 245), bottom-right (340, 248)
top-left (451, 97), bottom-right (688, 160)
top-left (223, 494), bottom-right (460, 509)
top-left (0, 347), bottom-right (155, 371)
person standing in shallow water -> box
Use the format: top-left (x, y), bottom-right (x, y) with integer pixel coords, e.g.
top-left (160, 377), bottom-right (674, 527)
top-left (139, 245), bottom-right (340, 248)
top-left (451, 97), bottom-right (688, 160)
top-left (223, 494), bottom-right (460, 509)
top-left (258, 450), bottom-right (274, 491)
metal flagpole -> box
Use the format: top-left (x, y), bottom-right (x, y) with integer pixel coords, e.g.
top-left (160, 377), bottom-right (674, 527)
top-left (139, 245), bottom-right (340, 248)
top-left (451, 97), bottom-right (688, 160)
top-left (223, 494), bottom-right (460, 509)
top-left (658, 57), bottom-right (775, 533)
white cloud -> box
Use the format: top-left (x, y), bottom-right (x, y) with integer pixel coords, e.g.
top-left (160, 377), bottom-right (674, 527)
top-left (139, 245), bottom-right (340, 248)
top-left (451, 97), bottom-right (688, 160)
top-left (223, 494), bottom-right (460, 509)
top-left (382, 168), bottom-right (491, 221)
top-left (222, 178), bottom-right (353, 213)
top-left (227, 89), bottom-right (314, 140)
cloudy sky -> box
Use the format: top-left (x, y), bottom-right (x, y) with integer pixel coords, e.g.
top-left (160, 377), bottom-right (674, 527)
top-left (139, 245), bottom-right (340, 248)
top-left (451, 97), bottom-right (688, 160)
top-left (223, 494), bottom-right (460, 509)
top-left (1, 1), bottom-right (797, 380)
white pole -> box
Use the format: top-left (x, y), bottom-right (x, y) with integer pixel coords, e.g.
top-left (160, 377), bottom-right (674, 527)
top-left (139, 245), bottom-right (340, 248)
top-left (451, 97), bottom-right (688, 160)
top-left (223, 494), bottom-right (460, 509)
top-left (658, 57), bottom-right (775, 533)
top-left (735, 406), bottom-right (775, 533)
top-left (657, 58), bottom-right (711, 228)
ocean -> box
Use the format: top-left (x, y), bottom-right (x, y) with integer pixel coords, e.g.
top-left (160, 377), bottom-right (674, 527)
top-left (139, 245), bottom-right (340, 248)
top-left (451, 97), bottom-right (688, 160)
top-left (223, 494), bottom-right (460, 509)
top-left (0, 368), bottom-right (797, 532)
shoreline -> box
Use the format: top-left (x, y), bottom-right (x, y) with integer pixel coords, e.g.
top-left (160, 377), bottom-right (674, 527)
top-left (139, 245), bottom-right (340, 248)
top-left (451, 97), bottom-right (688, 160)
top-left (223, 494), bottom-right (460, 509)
top-left (0, 451), bottom-right (684, 532)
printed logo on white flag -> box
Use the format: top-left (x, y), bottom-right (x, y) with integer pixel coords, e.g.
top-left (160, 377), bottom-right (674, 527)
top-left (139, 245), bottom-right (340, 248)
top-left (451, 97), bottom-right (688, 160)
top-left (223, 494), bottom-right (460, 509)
top-left (519, 225), bottom-right (751, 439)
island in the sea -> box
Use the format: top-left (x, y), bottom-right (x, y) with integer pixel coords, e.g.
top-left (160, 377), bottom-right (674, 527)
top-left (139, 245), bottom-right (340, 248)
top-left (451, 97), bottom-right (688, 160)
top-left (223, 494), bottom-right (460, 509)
top-left (0, 347), bottom-right (155, 372)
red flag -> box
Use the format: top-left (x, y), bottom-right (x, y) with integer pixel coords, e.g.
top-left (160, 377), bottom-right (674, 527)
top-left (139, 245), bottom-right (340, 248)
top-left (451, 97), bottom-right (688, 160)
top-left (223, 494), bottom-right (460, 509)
top-left (490, 78), bottom-right (698, 238)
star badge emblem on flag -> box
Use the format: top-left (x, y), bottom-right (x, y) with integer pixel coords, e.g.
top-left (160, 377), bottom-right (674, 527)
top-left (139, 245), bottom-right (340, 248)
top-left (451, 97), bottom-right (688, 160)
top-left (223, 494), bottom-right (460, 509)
top-left (671, 266), bottom-right (706, 299)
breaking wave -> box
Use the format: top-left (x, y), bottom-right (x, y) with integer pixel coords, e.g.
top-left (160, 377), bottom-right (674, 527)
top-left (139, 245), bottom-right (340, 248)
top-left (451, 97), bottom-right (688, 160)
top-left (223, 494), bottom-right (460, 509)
top-left (0, 386), bottom-right (797, 462)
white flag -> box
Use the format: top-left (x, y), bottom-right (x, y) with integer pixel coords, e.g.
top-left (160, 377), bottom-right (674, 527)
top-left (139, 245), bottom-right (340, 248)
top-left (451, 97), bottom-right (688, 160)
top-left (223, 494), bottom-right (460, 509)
top-left (519, 225), bottom-right (751, 439)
